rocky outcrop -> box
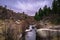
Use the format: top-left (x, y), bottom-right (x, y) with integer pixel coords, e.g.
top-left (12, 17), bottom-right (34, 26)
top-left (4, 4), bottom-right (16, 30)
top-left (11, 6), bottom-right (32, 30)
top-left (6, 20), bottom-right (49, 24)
top-left (37, 28), bottom-right (60, 40)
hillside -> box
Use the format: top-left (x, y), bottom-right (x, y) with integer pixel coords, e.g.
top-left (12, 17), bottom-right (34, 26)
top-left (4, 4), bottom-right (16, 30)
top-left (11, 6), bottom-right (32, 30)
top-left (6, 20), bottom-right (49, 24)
top-left (34, 0), bottom-right (60, 25)
top-left (0, 2), bottom-right (60, 40)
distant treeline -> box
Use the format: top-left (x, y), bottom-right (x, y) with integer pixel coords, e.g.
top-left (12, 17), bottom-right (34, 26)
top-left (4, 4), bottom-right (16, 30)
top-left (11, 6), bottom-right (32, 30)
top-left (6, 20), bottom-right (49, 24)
top-left (34, 0), bottom-right (60, 24)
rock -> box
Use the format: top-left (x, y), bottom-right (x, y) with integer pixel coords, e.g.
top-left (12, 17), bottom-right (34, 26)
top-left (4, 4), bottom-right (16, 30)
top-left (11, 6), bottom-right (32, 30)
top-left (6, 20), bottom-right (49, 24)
top-left (37, 28), bottom-right (60, 38)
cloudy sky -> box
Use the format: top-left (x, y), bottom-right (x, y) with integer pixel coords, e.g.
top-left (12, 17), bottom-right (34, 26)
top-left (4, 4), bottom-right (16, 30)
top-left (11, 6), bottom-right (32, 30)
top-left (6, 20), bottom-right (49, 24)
top-left (0, 0), bottom-right (53, 16)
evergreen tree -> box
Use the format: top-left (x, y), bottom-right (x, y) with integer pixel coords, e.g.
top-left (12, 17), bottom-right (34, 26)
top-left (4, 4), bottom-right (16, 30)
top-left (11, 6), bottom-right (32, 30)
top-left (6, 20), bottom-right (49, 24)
top-left (39, 8), bottom-right (43, 16)
top-left (52, 0), bottom-right (57, 14)
top-left (57, 0), bottom-right (60, 14)
top-left (38, 8), bottom-right (43, 19)
top-left (34, 12), bottom-right (40, 21)
top-left (43, 5), bottom-right (51, 16)
top-left (34, 5), bottom-right (51, 21)
top-left (43, 5), bottom-right (48, 16)
top-left (47, 7), bottom-right (51, 15)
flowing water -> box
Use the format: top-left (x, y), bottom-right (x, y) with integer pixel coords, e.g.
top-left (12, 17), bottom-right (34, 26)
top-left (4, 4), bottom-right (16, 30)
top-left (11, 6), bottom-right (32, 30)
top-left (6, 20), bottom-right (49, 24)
top-left (25, 25), bottom-right (60, 40)
top-left (25, 25), bottom-right (36, 40)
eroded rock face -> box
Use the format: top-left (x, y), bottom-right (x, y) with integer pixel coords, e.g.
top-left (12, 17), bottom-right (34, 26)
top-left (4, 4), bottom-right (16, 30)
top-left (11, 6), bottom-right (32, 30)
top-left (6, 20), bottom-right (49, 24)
top-left (37, 28), bottom-right (60, 38)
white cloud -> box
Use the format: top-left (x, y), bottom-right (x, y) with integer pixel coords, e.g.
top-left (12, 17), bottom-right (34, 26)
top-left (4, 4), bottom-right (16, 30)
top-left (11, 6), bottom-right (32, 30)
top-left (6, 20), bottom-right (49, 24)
top-left (14, 0), bottom-right (52, 16)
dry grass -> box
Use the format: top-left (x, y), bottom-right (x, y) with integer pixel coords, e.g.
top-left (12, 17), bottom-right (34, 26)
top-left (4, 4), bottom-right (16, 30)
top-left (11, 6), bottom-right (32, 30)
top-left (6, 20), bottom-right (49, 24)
top-left (0, 19), bottom-right (27, 40)
top-left (0, 20), bottom-right (5, 40)
top-left (0, 20), bottom-right (60, 40)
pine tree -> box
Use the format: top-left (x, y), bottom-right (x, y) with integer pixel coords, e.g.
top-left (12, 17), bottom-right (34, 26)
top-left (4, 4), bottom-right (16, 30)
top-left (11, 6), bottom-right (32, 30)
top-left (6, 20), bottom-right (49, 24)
top-left (57, 0), bottom-right (60, 14)
top-left (34, 12), bottom-right (40, 21)
top-left (38, 8), bottom-right (43, 19)
top-left (52, 0), bottom-right (57, 14)
top-left (43, 5), bottom-right (48, 16)
top-left (47, 7), bottom-right (51, 15)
